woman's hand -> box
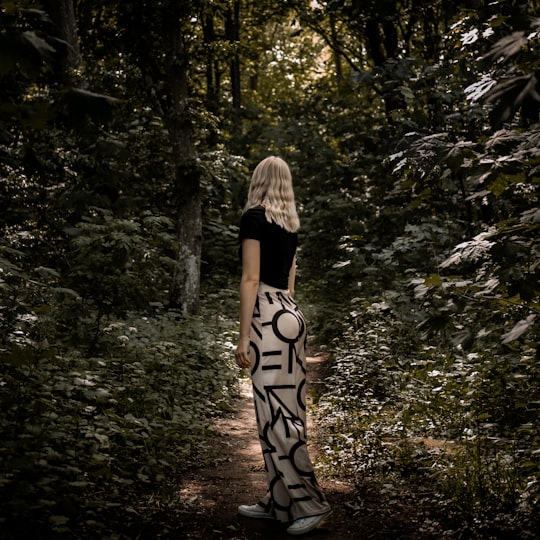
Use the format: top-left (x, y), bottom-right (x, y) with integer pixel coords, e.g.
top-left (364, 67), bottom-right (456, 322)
top-left (235, 337), bottom-right (252, 369)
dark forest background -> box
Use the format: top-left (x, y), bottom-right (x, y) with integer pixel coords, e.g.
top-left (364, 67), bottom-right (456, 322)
top-left (0, 0), bottom-right (538, 538)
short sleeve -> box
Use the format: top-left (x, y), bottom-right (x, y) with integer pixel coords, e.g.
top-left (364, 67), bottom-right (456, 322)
top-left (239, 208), bottom-right (263, 241)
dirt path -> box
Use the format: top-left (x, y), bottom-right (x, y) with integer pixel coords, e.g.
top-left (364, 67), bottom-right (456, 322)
top-left (177, 354), bottom-right (445, 539)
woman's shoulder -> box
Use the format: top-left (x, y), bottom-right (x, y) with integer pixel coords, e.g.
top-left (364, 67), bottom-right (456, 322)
top-left (240, 206), bottom-right (266, 236)
top-left (244, 205), bottom-right (265, 215)
top-left (242, 206), bottom-right (266, 222)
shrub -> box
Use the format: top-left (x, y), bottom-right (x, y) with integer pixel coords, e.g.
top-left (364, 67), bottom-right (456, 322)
top-left (0, 309), bottom-right (238, 538)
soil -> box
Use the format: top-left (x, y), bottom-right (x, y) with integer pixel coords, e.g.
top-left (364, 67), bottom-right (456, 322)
top-left (176, 353), bottom-right (448, 539)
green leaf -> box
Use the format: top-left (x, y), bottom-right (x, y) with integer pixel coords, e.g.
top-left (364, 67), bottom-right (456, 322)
top-left (51, 287), bottom-right (81, 299)
top-left (21, 30), bottom-right (56, 60)
top-left (488, 176), bottom-right (509, 197)
top-left (424, 274), bottom-right (443, 287)
top-left (501, 314), bottom-right (536, 344)
top-left (481, 31), bottom-right (527, 65)
top-left (49, 515), bottom-right (70, 525)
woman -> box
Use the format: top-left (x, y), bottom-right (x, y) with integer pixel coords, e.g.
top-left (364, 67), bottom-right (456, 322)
top-left (234, 156), bottom-right (332, 536)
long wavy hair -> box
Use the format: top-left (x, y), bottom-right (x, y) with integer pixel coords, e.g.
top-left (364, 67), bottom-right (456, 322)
top-left (244, 156), bottom-right (300, 233)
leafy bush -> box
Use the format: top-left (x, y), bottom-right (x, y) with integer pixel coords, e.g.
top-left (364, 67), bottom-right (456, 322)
top-left (314, 297), bottom-right (538, 537)
top-left (302, 7), bottom-right (539, 536)
top-left (64, 209), bottom-right (177, 321)
top-left (0, 309), bottom-right (238, 538)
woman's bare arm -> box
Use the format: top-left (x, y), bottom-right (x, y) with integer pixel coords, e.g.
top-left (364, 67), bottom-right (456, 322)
top-left (235, 239), bottom-right (260, 369)
top-left (288, 256), bottom-right (297, 297)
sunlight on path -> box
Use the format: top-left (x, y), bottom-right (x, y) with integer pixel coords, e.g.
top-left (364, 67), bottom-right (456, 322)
top-left (178, 377), bottom-right (265, 508)
top-left (176, 354), bottom-right (458, 538)
top-left (177, 355), bottom-right (355, 538)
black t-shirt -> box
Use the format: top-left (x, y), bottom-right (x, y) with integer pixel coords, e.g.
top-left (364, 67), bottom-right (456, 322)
top-left (239, 206), bottom-right (298, 290)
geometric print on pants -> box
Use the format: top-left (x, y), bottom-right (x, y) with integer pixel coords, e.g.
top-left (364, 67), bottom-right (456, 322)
top-left (248, 283), bottom-right (331, 523)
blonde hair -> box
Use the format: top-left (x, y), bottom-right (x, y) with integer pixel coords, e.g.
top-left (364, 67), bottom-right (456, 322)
top-left (245, 156), bottom-right (300, 233)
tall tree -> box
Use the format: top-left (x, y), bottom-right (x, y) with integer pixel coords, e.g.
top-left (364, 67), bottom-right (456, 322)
top-left (225, 0), bottom-right (242, 146)
top-left (161, 3), bottom-right (202, 314)
top-left (93, 1), bottom-right (203, 314)
top-left (44, 0), bottom-right (81, 72)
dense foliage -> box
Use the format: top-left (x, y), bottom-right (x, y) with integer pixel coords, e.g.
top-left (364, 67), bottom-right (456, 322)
top-left (0, 310), bottom-right (237, 538)
top-left (299, 2), bottom-right (539, 537)
top-left (0, 0), bottom-right (538, 537)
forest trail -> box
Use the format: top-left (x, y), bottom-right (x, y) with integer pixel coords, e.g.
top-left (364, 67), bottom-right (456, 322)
top-left (177, 354), bottom-right (445, 539)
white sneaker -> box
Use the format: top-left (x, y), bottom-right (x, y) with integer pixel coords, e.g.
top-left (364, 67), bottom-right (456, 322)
top-left (287, 510), bottom-right (332, 535)
top-left (238, 504), bottom-right (275, 520)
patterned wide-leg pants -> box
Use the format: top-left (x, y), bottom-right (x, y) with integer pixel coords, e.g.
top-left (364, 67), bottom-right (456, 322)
top-left (249, 283), bottom-right (331, 523)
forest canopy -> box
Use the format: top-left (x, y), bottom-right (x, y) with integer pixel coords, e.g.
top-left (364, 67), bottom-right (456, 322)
top-left (0, 0), bottom-right (538, 538)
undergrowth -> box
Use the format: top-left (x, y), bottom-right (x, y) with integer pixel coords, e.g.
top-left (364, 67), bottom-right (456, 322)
top-left (0, 306), bottom-right (238, 539)
top-left (313, 305), bottom-right (539, 539)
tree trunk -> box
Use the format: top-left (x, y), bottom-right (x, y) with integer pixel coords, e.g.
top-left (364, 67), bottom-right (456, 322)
top-left (364, 14), bottom-right (404, 122)
top-left (203, 9), bottom-right (219, 111)
top-left (365, 18), bottom-right (386, 66)
top-left (229, 0), bottom-right (241, 110)
top-left (226, 0), bottom-right (242, 145)
top-left (118, 2), bottom-right (202, 314)
top-left (330, 13), bottom-right (343, 91)
top-left (45, 0), bottom-right (82, 71)
top-left (162, 5), bottom-right (202, 315)
top-left (202, 7), bottom-right (220, 147)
